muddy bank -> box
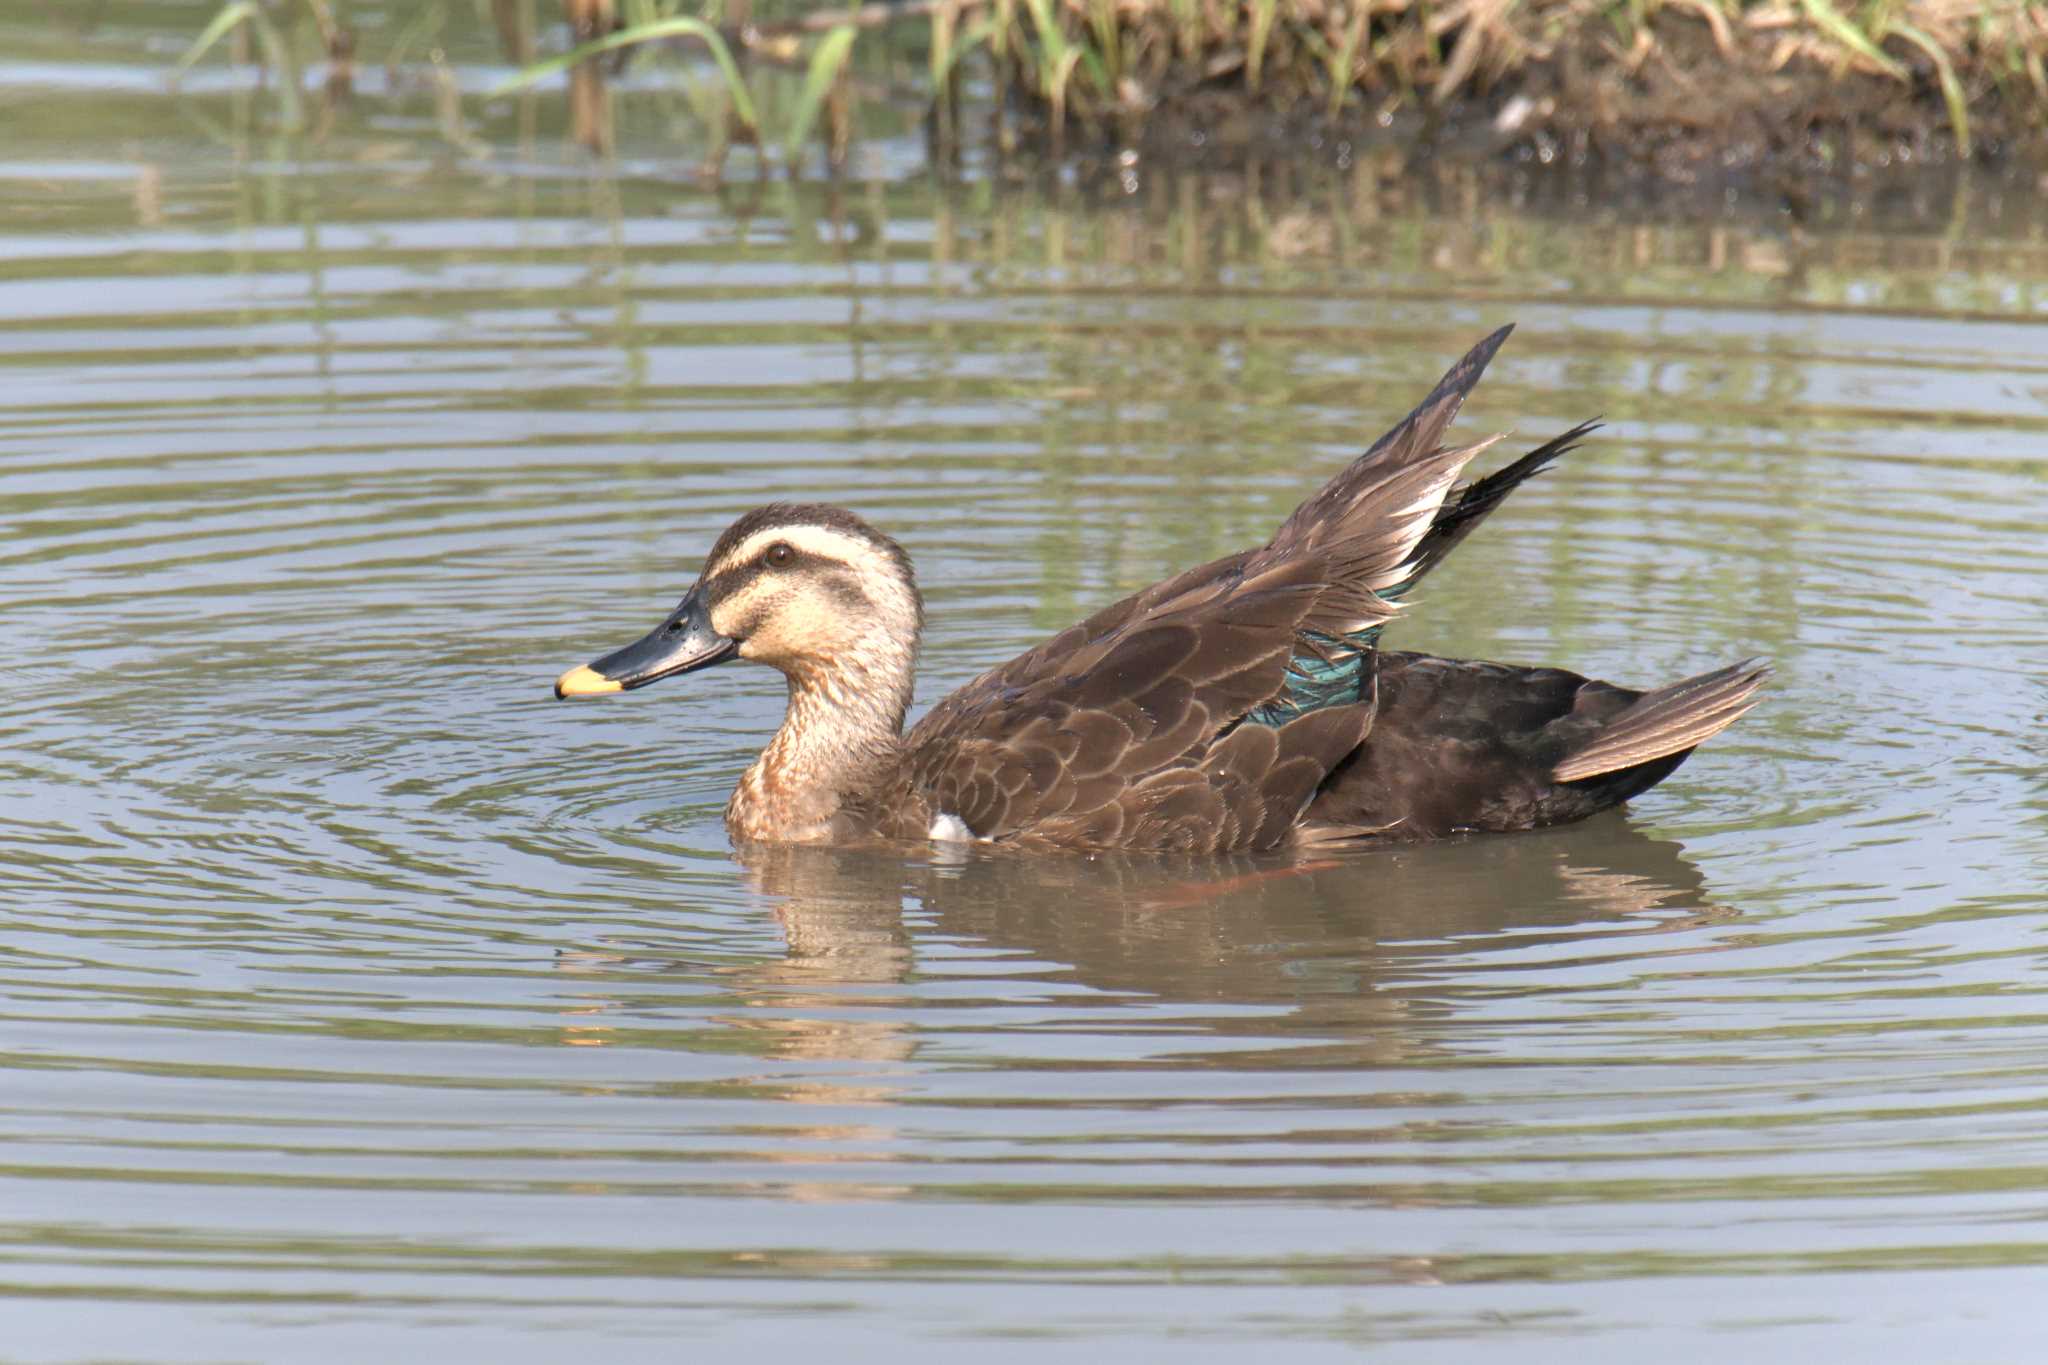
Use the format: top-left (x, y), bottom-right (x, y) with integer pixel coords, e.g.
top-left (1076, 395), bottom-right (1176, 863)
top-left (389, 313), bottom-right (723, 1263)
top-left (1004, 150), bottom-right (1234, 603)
top-left (158, 0), bottom-right (2048, 186)
top-left (980, 3), bottom-right (2048, 181)
top-left (496, 1), bottom-right (2048, 186)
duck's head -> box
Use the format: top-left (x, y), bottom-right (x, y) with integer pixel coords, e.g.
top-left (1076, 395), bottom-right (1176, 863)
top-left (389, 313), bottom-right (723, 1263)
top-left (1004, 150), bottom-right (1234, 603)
top-left (554, 502), bottom-right (923, 702)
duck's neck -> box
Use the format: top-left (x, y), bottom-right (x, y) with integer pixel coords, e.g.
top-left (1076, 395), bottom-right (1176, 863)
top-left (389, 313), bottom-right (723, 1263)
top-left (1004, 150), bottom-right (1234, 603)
top-left (726, 654), bottom-right (913, 844)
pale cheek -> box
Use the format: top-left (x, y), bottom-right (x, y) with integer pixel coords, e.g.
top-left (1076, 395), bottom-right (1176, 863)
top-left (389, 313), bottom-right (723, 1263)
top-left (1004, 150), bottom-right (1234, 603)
top-left (711, 586), bottom-right (777, 643)
top-left (734, 619), bottom-right (786, 659)
top-left (738, 614), bottom-right (813, 663)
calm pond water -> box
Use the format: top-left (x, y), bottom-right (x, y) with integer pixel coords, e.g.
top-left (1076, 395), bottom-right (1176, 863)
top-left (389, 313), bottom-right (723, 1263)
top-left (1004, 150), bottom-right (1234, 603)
top-left (4, 6), bottom-right (2048, 1361)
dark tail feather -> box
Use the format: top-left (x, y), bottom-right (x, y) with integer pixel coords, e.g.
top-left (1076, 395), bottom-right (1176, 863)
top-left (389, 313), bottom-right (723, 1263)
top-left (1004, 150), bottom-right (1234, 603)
top-left (1395, 419), bottom-right (1602, 594)
top-left (1554, 659), bottom-right (1770, 782)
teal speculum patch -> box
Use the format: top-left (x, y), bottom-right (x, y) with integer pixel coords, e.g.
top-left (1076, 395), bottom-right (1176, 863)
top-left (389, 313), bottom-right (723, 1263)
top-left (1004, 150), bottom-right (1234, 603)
top-left (1245, 629), bottom-right (1375, 727)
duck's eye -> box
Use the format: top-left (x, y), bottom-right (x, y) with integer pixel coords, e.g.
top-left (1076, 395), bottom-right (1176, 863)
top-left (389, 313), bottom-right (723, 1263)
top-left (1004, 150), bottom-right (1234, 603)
top-left (766, 542), bottom-right (794, 568)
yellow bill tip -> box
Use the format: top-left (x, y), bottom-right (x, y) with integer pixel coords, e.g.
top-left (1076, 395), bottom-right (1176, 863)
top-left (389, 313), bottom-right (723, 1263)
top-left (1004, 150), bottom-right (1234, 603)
top-left (554, 664), bottom-right (623, 699)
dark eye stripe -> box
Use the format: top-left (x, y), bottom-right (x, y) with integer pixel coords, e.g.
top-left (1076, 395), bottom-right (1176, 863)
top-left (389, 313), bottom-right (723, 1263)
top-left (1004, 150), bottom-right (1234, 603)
top-left (702, 561), bottom-right (764, 601)
top-left (701, 544), bottom-right (843, 603)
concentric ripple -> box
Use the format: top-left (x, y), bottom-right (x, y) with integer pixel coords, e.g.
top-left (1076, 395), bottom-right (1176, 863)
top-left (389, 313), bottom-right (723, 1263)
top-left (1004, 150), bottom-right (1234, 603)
top-left (2, 19), bottom-right (2048, 1363)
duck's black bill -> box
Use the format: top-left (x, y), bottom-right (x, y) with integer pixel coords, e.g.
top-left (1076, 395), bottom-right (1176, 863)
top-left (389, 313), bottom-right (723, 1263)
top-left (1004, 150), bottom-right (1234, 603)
top-left (554, 588), bottom-right (738, 699)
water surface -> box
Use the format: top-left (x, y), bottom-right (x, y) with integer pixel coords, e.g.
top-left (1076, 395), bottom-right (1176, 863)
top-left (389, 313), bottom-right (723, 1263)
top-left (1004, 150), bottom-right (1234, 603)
top-left (4, 9), bottom-right (2048, 1361)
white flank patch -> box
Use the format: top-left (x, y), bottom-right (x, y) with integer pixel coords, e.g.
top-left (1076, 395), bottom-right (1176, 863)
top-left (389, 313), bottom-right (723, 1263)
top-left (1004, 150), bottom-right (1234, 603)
top-left (928, 813), bottom-right (974, 843)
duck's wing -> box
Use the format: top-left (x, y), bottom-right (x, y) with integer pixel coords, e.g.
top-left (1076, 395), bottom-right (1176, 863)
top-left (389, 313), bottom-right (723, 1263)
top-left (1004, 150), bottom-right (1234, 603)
top-left (905, 553), bottom-right (1376, 851)
top-left (905, 332), bottom-right (1551, 850)
top-left (1267, 323), bottom-right (1517, 569)
top-left (930, 326), bottom-right (1528, 729)
top-left (1249, 342), bottom-right (1605, 729)
top-left (1303, 652), bottom-right (1769, 839)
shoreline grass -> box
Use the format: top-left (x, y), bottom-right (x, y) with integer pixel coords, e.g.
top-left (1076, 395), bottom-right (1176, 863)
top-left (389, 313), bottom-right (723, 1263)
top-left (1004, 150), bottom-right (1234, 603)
top-left (177, 0), bottom-right (2048, 174)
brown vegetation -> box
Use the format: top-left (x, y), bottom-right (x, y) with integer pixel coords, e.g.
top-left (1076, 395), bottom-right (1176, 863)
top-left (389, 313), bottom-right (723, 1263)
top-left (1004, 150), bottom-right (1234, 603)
top-left (182, 0), bottom-right (2048, 176)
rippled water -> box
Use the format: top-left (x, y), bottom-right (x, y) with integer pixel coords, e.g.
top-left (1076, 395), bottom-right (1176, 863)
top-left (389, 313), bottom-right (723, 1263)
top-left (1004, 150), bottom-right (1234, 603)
top-left (4, 8), bottom-right (2048, 1361)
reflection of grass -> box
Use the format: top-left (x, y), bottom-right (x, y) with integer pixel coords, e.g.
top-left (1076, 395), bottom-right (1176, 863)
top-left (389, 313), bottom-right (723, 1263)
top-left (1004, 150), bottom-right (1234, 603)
top-left (174, 0), bottom-right (306, 131)
top-left (490, 15), bottom-right (763, 133)
top-left (169, 1), bottom-right (2046, 166)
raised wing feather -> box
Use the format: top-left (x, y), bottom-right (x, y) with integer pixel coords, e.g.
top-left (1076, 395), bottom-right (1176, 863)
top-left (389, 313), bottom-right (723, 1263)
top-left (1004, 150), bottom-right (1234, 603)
top-left (903, 332), bottom-right (1527, 850)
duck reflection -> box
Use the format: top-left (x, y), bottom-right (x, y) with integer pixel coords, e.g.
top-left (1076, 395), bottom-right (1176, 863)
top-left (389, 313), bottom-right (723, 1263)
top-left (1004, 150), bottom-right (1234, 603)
top-left (726, 819), bottom-right (1737, 1067)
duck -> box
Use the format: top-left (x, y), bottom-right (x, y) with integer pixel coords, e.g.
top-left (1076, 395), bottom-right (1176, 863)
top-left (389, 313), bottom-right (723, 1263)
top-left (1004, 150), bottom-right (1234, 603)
top-left (554, 325), bottom-right (1766, 852)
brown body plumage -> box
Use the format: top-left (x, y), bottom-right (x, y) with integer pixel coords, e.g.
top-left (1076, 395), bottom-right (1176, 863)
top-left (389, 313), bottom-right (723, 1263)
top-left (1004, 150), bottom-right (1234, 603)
top-left (555, 326), bottom-right (1766, 852)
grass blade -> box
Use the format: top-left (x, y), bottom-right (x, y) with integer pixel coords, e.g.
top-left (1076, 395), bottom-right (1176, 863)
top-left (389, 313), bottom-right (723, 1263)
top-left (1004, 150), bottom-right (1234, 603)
top-left (1087, 0), bottom-right (1121, 86)
top-left (930, 0), bottom-right (956, 88)
top-left (244, 7), bottom-right (305, 131)
top-left (1247, 0), bottom-right (1277, 93)
top-left (172, 1), bottom-right (259, 80)
top-left (1329, 3), bottom-right (1372, 118)
top-left (1021, 0), bottom-right (1104, 103)
top-left (487, 15), bottom-right (759, 131)
top-left (1886, 19), bottom-right (1971, 158)
top-left (785, 23), bottom-right (858, 158)
top-left (178, 2), bottom-right (304, 132)
top-left (1047, 43), bottom-right (1083, 144)
top-left (1021, 0), bottom-right (1070, 69)
top-left (1167, 0), bottom-right (1199, 61)
top-left (934, 17), bottom-right (994, 87)
top-left (1799, 0), bottom-right (1907, 80)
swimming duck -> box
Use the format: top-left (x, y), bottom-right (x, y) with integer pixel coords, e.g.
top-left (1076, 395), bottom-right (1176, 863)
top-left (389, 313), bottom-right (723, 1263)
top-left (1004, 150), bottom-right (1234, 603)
top-left (554, 326), bottom-right (1766, 851)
